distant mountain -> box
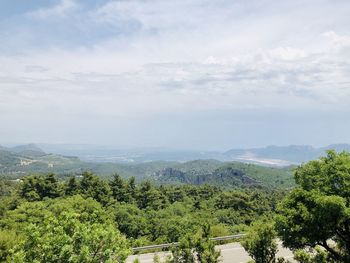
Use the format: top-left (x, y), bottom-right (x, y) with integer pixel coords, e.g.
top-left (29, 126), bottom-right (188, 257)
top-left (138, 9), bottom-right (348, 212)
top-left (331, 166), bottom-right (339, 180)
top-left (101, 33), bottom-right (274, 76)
top-left (0, 148), bottom-right (22, 167)
top-left (38, 144), bottom-right (224, 163)
top-left (11, 144), bottom-right (44, 153)
top-left (36, 143), bottom-right (350, 167)
top-left (225, 144), bottom-right (350, 165)
top-left (322, 144), bottom-right (350, 153)
top-left (0, 144), bottom-right (294, 189)
top-left (0, 144), bottom-right (81, 176)
top-left (10, 144), bottom-right (46, 157)
top-left (2, 143), bottom-right (349, 188)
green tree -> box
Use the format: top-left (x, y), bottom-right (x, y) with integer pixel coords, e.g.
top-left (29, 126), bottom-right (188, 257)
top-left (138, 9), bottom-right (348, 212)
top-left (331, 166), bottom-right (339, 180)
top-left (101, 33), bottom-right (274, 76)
top-left (19, 174), bottom-right (61, 201)
top-left (138, 181), bottom-right (165, 210)
top-left (110, 174), bottom-right (127, 202)
top-left (0, 179), bottom-right (15, 197)
top-left (125, 177), bottom-right (137, 203)
top-left (294, 247), bottom-right (328, 263)
top-left (19, 175), bottom-right (43, 201)
top-left (241, 220), bottom-right (278, 263)
top-left (1, 195), bottom-right (130, 262)
top-left (276, 151), bottom-right (350, 262)
top-left (168, 234), bottom-right (196, 263)
top-left (215, 191), bottom-right (251, 210)
top-left (165, 187), bottom-right (185, 203)
top-left (42, 173), bottom-right (61, 198)
top-left (113, 203), bottom-right (148, 238)
top-left (10, 212), bottom-right (130, 263)
top-left (195, 224), bottom-right (221, 263)
top-left (167, 225), bottom-right (220, 263)
top-left (65, 176), bottom-right (79, 196)
top-left (0, 230), bottom-right (23, 262)
top-left (80, 172), bottom-right (111, 205)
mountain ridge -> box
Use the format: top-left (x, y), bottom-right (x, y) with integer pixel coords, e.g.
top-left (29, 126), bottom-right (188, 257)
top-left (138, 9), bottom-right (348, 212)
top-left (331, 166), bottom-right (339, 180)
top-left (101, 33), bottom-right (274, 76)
top-left (34, 143), bottom-right (350, 166)
top-left (0, 144), bottom-right (294, 188)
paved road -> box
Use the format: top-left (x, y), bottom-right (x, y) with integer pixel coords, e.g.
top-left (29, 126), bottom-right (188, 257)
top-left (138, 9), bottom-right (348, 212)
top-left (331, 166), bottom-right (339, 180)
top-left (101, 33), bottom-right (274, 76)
top-left (127, 242), bottom-right (295, 263)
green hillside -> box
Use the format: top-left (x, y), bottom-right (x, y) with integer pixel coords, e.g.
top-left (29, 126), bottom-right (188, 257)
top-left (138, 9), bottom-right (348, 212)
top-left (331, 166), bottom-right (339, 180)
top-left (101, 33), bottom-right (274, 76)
top-left (0, 145), bottom-right (294, 188)
top-left (155, 161), bottom-right (294, 189)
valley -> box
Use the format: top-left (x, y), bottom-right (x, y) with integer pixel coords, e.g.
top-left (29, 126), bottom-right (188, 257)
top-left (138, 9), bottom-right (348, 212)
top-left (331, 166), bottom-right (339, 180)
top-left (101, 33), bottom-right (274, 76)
top-left (0, 144), bottom-right (295, 189)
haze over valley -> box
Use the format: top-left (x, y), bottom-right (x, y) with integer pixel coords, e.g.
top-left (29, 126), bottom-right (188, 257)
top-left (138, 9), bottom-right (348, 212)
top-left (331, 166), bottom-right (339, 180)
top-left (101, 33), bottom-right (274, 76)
top-left (36, 143), bottom-right (350, 165)
top-left (2, 142), bottom-right (350, 190)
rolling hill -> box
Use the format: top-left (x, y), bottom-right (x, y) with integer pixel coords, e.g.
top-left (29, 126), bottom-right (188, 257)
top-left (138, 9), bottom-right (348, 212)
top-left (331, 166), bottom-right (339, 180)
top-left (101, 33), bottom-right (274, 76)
top-left (0, 144), bottom-right (294, 188)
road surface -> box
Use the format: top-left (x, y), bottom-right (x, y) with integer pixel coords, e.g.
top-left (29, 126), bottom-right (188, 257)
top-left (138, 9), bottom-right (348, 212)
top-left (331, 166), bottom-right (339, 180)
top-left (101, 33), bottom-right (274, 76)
top-left (127, 242), bottom-right (295, 263)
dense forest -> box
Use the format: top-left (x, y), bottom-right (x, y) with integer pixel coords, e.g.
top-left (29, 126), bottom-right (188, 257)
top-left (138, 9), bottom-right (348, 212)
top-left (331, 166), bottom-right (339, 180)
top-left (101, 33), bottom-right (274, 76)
top-left (1, 151), bottom-right (350, 262)
top-left (0, 171), bottom-right (284, 261)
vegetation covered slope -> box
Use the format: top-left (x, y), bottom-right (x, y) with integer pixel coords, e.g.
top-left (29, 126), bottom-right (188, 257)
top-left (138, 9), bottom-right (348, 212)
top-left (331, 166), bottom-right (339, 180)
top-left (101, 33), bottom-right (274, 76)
top-left (0, 172), bottom-right (285, 262)
top-left (0, 145), bottom-right (294, 189)
top-left (2, 152), bottom-right (349, 262)
top-left (155, 160), bottom-right (294, 189)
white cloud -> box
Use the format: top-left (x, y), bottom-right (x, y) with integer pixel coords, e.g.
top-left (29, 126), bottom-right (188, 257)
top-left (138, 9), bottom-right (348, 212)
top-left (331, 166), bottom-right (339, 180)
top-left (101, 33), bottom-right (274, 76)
top-left (1, 30), bottom-right (349, 119)
top-left (1, 0), bottom-right (350, 146)
top-left (27, 0), bottom-right (77, 19)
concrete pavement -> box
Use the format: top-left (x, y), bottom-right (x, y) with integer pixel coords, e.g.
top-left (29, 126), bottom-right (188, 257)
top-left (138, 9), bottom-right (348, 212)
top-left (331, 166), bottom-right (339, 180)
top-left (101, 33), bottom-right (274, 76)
top-left (127, 242), bottom-right (295, 263)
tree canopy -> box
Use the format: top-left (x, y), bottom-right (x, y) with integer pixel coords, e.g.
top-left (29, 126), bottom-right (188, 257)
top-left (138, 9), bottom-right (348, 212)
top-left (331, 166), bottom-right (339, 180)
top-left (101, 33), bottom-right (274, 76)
top-left (241, 220), bottom-right (278, 263)
top-left (0, 171), bottom-right (285, 262)
top-left (276, 151), bottom-right (350, 262)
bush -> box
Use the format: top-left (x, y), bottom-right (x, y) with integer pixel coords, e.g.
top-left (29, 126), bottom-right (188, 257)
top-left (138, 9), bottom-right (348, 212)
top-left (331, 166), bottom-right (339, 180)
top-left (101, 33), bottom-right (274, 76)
top-left (10, 212), bottom-right (130, 263)
top-left (241, 220), bottom-right (277, 263)
top-left (0, 230), bottom-right (23, 262)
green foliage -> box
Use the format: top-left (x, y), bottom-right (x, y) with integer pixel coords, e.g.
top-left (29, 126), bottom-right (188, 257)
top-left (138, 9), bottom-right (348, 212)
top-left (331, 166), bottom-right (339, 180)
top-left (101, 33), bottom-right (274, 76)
top-left (0, 169), bottom-right (289, 262)
top-left (80, 172), bottom-right (112, 205)
top-left (1, 173), bottom-right (283, 246)
top-left (65, 176), bottom-right (79, 196)
top-left (0, 229), bottom-right (24, 262)
top-left (112, 203), bottom-right (149, 239)
top-left (10, 212), bottom-right (130, 263)
top-left (169, 235), bottom-right (196, 263)
top-left (0, 195), bottom-right (130, 262)
top-left (0, 195), bottom-right (110, 233)
top-left (110, 173), bottom-right (127, 202)
top-left (294, 247), bottom-right (329, 263)
top-left (19, 173), bottom-right (61, 201)
top-left (0, 177), bottom-right (16, 197)
top-left (195, 224), bottom-right (221, 263)
top-left (1, 146), bottom-right (294, 190)
top-left (276, 151), bottom-right (350, 262)
top-left (5, 151), bottom-right (350, 262)
top-left (157, 161), bottom-right (294, 189)
top-left (138, 181), bottom-right (167, 210)
top-left (167, 225), bottom-right (221, 263)
top-left (153, 254), bottom-right (161, 263)
top-left (241, 220), bottom-right (278, 263)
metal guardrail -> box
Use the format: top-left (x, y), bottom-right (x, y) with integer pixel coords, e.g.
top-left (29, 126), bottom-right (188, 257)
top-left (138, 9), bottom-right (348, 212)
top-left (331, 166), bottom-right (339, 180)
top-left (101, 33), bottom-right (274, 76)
top-left (210, 234), bottom-right (246, 241)
top-left (132, 234), bottom-right (246, 252)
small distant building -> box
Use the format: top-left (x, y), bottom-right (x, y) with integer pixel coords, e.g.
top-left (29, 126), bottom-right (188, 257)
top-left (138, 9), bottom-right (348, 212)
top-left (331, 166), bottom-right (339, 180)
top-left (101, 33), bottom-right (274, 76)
top-left (20, 159), bottom-right (35, 166)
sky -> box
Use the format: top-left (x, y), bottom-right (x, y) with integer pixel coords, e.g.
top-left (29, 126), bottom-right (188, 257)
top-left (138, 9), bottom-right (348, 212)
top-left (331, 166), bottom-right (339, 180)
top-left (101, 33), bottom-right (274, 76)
top-left (0, 0), bottom-right (350, 150)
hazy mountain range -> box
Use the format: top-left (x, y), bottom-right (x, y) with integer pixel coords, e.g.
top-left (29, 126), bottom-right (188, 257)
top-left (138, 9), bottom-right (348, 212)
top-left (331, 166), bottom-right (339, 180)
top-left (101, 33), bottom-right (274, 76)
top-left (2, 143), bottom-right (349, 188)
top-left (36, 143), bottom-right (350, 166)
top-left (0, 144), bottom-right (295, 189)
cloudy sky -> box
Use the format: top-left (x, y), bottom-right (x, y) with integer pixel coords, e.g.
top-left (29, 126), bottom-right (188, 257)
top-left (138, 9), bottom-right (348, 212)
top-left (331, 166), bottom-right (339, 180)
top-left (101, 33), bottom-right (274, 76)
top-left (1, 0), bottom-right (350, 150)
